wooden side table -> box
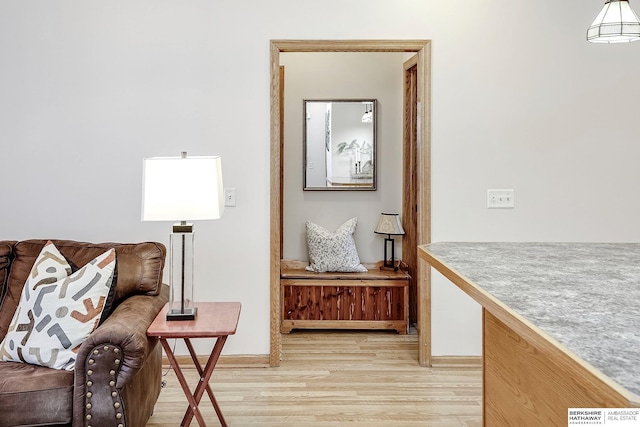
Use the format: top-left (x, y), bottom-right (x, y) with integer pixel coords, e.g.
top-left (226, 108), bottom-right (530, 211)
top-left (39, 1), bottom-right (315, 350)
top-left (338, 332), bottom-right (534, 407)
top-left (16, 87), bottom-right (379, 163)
top-left (147, 302), bottom-right (241, 427)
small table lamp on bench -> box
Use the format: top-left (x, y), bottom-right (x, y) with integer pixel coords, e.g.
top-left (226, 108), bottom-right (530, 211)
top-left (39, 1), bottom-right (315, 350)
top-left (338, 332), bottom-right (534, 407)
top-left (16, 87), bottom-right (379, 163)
top-left (374, 213), bottom-right (405, 271)
top-left (142, 152), bottom-right (224, 320)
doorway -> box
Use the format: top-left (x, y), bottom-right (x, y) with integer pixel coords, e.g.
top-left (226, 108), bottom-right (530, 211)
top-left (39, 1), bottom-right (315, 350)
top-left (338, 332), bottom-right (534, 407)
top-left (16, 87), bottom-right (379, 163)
top-left (269, 40), bottom-right (432, 367)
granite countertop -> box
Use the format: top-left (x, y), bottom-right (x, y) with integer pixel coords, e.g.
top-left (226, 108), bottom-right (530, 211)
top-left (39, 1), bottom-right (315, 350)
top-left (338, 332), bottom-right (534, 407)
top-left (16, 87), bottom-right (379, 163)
top-left (421, 242), bottom-right (640, 399)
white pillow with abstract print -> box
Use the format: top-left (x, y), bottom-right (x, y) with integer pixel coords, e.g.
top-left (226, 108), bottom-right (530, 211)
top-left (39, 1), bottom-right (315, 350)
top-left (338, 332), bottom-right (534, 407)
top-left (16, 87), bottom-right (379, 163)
top-left (0, 241), bottom-right (116, 370)
top-left (305, 217), bottom-right (367, 273)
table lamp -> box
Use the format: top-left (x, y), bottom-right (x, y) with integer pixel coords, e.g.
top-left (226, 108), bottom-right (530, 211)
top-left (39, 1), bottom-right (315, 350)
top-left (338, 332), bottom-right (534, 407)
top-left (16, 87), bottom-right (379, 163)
top-left (374, 213), bottom-right (405, 270)
top-left (142, 152), bottom-right (224, 320)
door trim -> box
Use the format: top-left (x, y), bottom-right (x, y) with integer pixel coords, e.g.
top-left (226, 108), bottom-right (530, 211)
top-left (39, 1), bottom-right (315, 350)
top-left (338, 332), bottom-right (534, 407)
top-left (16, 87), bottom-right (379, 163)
top-left (269, 40), bottom-right (432, 366)
top-left (403, 54), bottom-right (419, 327)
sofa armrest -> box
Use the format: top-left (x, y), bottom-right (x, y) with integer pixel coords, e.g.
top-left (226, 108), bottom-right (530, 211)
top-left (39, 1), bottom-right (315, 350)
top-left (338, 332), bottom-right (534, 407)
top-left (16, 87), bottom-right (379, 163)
top-left (72, 285), bottom-right (169, 427)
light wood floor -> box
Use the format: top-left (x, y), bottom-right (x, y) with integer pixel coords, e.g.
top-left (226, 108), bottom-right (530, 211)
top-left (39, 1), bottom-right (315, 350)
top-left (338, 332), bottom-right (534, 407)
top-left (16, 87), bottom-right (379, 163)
top-left (146, 330), bottom-right (482, 426)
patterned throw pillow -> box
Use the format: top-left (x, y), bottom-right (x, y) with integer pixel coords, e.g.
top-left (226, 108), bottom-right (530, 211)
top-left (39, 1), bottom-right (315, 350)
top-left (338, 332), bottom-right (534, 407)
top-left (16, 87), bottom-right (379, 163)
top-left (0, 241), bottom-right (116, 370)
top-left (305, 218), bottom-right (367, 273)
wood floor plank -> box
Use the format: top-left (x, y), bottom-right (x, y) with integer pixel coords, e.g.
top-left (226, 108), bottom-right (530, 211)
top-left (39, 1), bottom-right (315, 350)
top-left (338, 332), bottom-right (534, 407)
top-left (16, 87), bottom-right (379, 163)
top-left (146, 330), bottom-right (482, 426)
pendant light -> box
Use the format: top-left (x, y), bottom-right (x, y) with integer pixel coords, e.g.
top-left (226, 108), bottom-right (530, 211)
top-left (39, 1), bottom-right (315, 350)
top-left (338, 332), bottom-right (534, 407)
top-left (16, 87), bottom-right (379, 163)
top-left (587, 0), bottom-right (640, 43)
top-left (361, 103), bottom-right (373, 123)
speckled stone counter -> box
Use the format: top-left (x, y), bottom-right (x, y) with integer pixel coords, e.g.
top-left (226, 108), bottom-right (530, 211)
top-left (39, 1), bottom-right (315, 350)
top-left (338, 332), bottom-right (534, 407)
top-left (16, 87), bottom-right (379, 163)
top-left (420, 242), bottom-right (640, 424)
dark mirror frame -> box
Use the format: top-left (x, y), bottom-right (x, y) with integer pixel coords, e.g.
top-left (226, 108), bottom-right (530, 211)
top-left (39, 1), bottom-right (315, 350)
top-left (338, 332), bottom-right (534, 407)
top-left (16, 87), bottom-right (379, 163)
top-left (303, 99), bottom-right (377, 191)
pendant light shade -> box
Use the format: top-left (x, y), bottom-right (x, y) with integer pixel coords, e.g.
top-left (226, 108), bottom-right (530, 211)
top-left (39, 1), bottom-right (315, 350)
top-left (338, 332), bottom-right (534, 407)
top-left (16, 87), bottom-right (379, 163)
top-left (587, 0), bottom-right (640, 43)
top-left (361, 102), bottom-right (373, 123)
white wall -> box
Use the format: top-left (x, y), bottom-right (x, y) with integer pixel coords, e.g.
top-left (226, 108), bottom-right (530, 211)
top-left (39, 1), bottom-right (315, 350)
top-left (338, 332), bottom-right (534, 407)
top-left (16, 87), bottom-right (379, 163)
top-left (1, 1), bottom-right (639, 357)
top-left (281, 52), bottom-right (404, 264)
top-left (303, 101), bottom-right (328, 188)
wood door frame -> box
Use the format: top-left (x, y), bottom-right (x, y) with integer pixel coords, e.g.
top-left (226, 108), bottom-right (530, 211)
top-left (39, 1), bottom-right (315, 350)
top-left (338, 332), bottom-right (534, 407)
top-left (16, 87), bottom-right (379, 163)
top-left (270, 40), bottom-right (432, 367)
top-left (403, 54), bottom-right (419, 328)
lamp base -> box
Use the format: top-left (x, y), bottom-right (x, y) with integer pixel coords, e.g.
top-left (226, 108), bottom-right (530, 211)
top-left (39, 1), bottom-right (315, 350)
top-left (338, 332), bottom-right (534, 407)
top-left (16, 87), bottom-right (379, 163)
top-left (166, 306), bottom-right (197, 321)
top-left (382, 236), bottom-right (398, 270)
top-left (379, 260), bottom-right (401, 271)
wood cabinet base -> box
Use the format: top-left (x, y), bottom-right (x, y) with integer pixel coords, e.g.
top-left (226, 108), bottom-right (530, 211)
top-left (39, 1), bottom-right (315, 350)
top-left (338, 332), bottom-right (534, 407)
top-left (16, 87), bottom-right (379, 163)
top-left (483, 309), bottom-right (635, 426)
top-left (281, 319), bottom-right (408, 334)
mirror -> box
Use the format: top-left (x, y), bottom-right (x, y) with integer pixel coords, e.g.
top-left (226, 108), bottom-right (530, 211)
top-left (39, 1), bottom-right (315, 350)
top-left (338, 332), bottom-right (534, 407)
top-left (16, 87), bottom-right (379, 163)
top-left (303, 99), bottom-right (376, 190)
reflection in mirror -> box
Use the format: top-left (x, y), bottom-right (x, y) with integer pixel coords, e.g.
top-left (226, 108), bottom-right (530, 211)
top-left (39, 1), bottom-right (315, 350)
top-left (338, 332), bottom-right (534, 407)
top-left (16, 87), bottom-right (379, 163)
top-left (304, 99), bottom-right (376, 190)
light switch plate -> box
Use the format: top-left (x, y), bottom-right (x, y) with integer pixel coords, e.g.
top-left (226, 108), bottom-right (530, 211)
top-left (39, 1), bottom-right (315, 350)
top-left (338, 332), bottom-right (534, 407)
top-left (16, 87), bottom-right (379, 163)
top-left (224, 188), bottom-right (236, 207)
top-left (487, 189), bottom-right (514, 208)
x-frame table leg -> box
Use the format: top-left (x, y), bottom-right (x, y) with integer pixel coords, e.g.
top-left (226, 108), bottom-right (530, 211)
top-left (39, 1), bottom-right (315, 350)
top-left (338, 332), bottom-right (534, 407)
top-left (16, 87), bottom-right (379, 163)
top-left (160, 336), bottom-right (228, 426)
top-left (183, 337), bottom-right (228, 426)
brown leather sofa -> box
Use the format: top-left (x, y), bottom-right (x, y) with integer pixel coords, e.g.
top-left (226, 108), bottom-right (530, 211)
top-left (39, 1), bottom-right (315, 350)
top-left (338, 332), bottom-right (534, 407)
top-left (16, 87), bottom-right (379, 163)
top-left (0, 239), bottom-right (169, 427)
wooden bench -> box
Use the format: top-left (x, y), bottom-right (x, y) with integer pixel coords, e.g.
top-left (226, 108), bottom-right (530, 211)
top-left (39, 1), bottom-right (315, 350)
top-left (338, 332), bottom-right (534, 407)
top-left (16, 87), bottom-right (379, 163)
top-left (280, 260), bottom-right (410, 334)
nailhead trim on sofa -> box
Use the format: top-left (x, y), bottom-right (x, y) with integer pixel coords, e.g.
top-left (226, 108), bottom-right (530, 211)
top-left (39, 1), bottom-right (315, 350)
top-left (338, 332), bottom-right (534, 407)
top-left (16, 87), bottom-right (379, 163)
top-left (83, 344), bottom-right (125, 427)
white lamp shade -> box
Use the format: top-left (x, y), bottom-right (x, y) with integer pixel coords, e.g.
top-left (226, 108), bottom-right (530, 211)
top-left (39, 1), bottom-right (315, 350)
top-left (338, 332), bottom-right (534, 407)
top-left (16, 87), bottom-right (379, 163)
top-left (142, 155), bottom-right (224, 221)
top-left (587, 0), bottom-right (640, 43)
top-left (374, 213), bottom-right (405, 236)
